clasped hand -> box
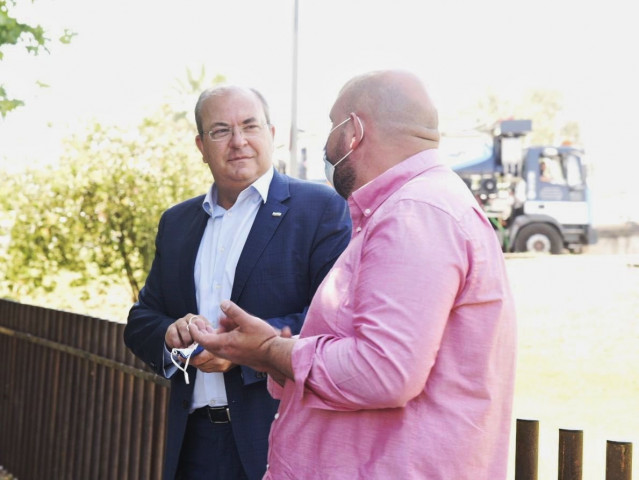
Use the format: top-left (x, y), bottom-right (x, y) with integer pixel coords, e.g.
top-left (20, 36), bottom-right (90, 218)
top-left (189, 300), bottom-right (281, 373)
top-left (165, 313), bottom-right (234, 373)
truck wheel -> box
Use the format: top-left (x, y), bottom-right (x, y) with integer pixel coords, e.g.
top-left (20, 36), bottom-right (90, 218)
top-left (514, 224), bottom-right (563, 254)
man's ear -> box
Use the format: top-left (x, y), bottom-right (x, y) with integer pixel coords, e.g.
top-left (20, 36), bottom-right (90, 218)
top-left (195, 134), bottom-right (206, 161)
top-left (349, 113), bottom-right (364, 150)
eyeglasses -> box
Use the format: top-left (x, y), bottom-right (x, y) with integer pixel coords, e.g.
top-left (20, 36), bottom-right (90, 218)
top-left (205, 122), bottom-right (268, 142)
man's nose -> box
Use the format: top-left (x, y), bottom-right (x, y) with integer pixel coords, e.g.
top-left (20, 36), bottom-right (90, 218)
top-left (229, 126), bottom-right (249, 146)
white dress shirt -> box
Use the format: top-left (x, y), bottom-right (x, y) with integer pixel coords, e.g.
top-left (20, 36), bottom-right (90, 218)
top-left (166, 167), bottom-right (273, 411)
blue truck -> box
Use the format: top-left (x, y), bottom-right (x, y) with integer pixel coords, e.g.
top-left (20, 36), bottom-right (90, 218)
top-left (448, 119), bottom-right (597, 253)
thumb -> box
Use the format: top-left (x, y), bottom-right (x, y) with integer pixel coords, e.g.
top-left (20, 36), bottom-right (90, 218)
top-left (220, 300), bottom-right (249, 327)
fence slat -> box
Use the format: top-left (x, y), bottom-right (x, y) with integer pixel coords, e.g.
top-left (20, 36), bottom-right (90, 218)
top-left (77, 317), bottom-right (97, 479)
top-left (606, 440), bottom-right (632, 480)
top-left (515, 419), bottom-right (539, 480)
top-left (558, 429), bottom-right (583, 480)
top-left (32, 310), bottom-right (52, 480)
top-left (152, 381), bottom-right (170, 479)
top-left (90, 321), bottom-right (109, 480)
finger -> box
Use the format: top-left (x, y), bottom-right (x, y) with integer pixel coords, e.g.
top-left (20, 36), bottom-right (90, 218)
top-left (189, 321), bottom-right (219, 347)
top-left (173, 314), bottom-right (196, 344)
top-left (189, 349), bottom-right (213, 366)
top-left (167, 322), bottom-right (188, 348)
top-left (177, 319), bottom-right (194, 346)
top-left (219, 300), bottom-right (253, 328)
top-left (189, 315), bottom-right (206, 330)
top-left (191, 318), bottom-right (215, 334)
top-left (189, 314), bottom-right (211, 325)
top-left (218, 316), bottom-right (239, 332)
top-left (200, 356), bottom-right (234, 373)
top-left (281, 326), bottom-right (292, 338)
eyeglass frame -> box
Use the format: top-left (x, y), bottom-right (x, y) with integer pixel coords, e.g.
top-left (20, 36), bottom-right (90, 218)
top-left (203, 121), bottom-right (270, 142)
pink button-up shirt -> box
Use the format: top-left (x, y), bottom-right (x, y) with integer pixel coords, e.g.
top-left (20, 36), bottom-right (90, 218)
top-left (266, 150), bottom-right (516, 479)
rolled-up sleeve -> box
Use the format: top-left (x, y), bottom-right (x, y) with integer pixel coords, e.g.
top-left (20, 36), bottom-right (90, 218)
top-left (288, 199), bottom-right (472, 411)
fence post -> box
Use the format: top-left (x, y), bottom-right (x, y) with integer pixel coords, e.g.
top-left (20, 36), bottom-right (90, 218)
top-left (558, 429), bottom-right (583, 480)
top-left (606, 440), bottom-right (632, 480)
top-left (515, 419), bottom-right (539, 480)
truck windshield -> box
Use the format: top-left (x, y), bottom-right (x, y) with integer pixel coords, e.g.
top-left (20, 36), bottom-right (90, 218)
top-left (564, 154), bottom-right (585, 188)
top-left (539, 155), bottom-right (566, 184)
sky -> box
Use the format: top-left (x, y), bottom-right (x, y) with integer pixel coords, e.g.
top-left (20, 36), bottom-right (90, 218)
top-left (1, 0), bottom-right (638, 223)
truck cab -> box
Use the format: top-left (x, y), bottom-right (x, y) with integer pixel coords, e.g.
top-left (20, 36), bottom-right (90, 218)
top-left (448, 120), bottom-right (597, 253)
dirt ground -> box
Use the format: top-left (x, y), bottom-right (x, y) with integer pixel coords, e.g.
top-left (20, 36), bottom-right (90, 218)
top-left (505, 252), bottom-right (639, 479)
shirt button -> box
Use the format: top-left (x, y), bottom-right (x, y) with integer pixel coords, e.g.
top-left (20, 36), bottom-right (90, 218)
top-left (274, 413), bottom-right (279, 420)
top-left (364, 208), bottom-right (371, 215)
top-left (356, 227), bottom-right (362, 233)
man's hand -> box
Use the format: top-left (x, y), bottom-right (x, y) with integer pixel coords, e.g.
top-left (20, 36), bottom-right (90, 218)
top-left (165, 313), bottom-right (199, 349)
top-left (189, 350), bottom-right (235, 373)
top-left (165, 313), bottom-right (234, 372)
top-left (189, 300), bottom-right (295, 379)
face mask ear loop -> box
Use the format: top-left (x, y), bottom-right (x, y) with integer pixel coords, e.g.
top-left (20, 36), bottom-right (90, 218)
top-left (182, 353), bottom-right (192, 384)
top-left (171, 349), bottom-right (192, 385)
top-left (356, 115), bottom-right (365, 142)
top-left (331, 115), bottom-right (365, 170)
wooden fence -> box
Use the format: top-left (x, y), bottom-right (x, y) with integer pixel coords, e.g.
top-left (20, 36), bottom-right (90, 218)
top-left (515, 419), bottom-right (632, 480)
top-left (0, 299), bottom-right (633, 479)
top-left (0, 299), bottom-right (169, 480)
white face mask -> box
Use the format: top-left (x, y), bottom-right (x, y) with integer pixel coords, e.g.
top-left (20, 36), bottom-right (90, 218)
top-left (170, 343), bottom-right (203, 385)
top-left (323, 116), bottom-right (364, 186)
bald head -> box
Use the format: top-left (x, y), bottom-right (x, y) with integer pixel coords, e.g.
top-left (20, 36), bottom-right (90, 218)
top-left (324, 70), bottom-right (441, 197)
top-left (195, 85), bottom-right (270, 137)
top-left (333, 70), bottom-right (440, 147)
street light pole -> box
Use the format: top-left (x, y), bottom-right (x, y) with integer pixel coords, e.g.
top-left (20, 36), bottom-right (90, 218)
top-left (289, 0), bottom-right (299, 178)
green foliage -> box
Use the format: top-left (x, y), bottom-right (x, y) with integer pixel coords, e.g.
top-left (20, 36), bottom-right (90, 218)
top-left (58, 28), bottom-right (75, 44)
top-left (0, 84), bottom-right (23, 112)
top-left (0, 0), bottom-right (48, 58)
top-left (172, 66), bottom-right (227, 97)
top-left (0, 0), bottom-right (74, 117)
top-left (0, 104), bottom-right (211, 304)
top-left (0, 67), bottom-right (225, 316)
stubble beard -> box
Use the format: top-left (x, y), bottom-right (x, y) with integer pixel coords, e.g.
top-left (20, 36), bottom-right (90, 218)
top-left (334, 161), bottom-right (356, 199)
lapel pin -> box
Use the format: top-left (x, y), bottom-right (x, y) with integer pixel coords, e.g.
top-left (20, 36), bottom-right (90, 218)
top-left (272, 212), bottom-right (282, 217)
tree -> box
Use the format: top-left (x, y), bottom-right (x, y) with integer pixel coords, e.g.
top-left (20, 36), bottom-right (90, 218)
top-left (0, 0), bottom-right (74, 116)
top-left (0, 103), bottom-right (211, 306)
top-left (0, 67), bottom-right (228, 321)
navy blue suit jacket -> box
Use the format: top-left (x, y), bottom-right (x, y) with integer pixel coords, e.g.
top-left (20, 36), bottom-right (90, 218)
top-left (124, 171), bottom-right (351, 480)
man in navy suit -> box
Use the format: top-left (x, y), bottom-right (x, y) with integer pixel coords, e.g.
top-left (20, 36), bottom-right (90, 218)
top-left (123, 85), bottom-right (351, 480)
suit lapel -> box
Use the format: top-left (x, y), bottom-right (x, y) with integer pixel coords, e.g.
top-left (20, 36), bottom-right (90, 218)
top-left (231, 171), bottom-right (290, 301)
top-left (179, 202), bottom-right (209, 313)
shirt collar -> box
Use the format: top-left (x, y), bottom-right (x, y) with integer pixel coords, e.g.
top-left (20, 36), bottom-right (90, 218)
top-left (349, 149), bottom-right (441, 217)
top-left (202, 166), bottom-right (274, 215)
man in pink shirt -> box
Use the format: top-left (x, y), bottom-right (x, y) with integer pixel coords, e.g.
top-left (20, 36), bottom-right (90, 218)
top-left (191, 69), bottom-right (517, 479)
